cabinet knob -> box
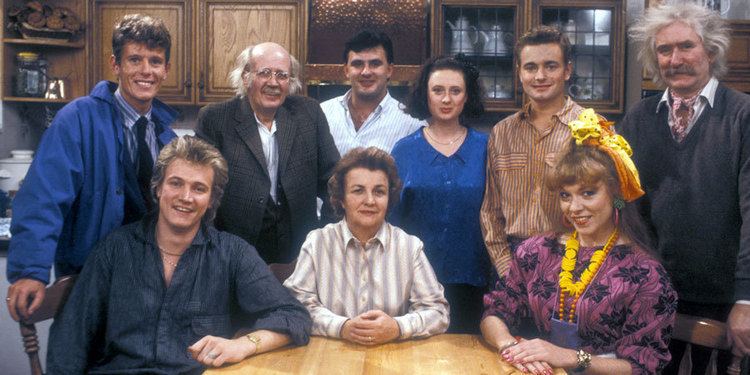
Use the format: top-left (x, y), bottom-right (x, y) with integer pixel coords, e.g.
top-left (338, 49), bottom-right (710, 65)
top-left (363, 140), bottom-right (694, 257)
top-left (198, 75), bottom-right (205, 90)
top-left (184, 79), bottom-right (192, 89)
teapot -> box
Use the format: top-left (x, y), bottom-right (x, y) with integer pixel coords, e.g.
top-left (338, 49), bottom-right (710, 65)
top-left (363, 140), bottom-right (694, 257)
top-left (446, 16), bottom-right (478, 55)
top-left (480, 26), bottom-right (513, 56)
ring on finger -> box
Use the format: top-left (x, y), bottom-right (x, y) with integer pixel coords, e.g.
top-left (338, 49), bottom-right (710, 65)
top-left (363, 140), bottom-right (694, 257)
top-left (368, 336), bottom-right (373, 342)
top-left (207, 352), bottom-right (218, 360)
top-left (5, 297), bottom-right (10, 302)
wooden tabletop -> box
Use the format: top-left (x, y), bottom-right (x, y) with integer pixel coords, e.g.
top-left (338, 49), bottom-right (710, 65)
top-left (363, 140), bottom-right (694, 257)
top-left (204, 334), bottom-right (567, 375)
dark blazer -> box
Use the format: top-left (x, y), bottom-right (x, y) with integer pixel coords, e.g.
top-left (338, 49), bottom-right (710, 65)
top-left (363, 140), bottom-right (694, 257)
top-left (196, 95), bottom-right (339, 262)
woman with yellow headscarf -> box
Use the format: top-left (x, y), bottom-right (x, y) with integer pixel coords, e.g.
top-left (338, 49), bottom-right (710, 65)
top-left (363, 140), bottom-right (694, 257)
top-left (480, 109), bottom-right (677, 374)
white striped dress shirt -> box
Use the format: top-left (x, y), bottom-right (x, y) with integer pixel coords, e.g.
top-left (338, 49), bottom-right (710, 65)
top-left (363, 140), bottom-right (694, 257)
top-left (283, 220), bottom-right (449, 339)
top-left (321, 90), bottom-right (425, 156)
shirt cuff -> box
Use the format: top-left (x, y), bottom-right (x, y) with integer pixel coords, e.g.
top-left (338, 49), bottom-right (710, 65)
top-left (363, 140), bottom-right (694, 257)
top-left (393, 316), bottom-right (413, 339)
top-left (736, 300), bottom-right (750, 305)
top-left (326, 315), bottom-right (350, 338)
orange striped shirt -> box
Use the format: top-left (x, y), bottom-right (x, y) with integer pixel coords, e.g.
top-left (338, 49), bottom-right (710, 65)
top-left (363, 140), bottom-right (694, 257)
top-left (480, 98), bottom-right (583, 276)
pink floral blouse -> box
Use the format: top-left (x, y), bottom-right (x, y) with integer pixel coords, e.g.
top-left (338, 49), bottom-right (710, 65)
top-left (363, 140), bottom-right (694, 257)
top-left (483, 235), bottom-right (678, 374)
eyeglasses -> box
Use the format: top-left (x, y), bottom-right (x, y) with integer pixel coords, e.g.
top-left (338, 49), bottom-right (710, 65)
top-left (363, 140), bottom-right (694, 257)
top-left (252, 68), bottom-right (291, 82)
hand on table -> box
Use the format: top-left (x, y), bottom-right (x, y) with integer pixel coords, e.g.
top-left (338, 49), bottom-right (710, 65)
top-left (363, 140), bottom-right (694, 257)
top-left (727, 303), bottom-right (750, 356)
top-left (501, 338), bottom-right (573, 375)
top-left (341, 310), bottom-right (400, 346)
top-left (6, 278), bottom-right (46, 321)
top-left (189, 335), bottom-right (257, 367)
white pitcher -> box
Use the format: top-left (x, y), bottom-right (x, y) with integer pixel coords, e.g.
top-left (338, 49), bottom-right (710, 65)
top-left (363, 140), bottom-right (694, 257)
top-left (480, 25), bottom-right (512, 55)
top-left (446, 16), bottom-right (478, 55)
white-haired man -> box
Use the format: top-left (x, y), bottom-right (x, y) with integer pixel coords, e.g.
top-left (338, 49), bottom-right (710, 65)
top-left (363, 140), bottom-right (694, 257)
top-left (622, 3), bottom-right (750, 373)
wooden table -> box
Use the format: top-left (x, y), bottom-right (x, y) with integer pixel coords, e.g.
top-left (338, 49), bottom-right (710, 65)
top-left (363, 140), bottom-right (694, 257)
top-left (205, 334), bottom-right (566, 374)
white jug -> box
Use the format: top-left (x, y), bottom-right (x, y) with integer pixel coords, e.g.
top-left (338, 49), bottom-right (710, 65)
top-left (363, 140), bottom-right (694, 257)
top-left (446, 16), bottom-right (478, 55)
top-left (480, 26), bottom-right (512, 56)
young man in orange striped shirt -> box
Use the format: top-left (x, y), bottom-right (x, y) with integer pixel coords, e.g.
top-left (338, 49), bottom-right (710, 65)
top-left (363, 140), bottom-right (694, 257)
top-left (480, 26), bottom-right (583, 277)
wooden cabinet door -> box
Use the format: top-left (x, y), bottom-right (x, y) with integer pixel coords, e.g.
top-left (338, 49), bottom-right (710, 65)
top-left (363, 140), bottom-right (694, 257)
top-left (197, 0), bottom-right (305, 104)
top-left (90, 0), bottom-right (193, 104)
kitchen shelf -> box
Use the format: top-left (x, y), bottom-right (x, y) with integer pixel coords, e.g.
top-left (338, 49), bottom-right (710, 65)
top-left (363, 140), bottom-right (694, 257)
top-left (0, 96), bottom-right (70, 103)
top-left (2, 37), bottom-right (84, 48)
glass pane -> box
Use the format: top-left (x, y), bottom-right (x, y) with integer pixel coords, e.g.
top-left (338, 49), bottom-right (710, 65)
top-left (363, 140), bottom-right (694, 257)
top-left (593, 78), bottom-right (610, 100)
top-left (594, 55), bottom-right (611, 77)
top-left (594, 10), bottom-right (611, 32)
top-left (575, 10), bottom-right (594, 31)
top-left (542, 7), bottom-right (614, 103)
top-left (445, 5), bottom-right (516, 101)
top-left (576, 55), bottom-right (594, 79)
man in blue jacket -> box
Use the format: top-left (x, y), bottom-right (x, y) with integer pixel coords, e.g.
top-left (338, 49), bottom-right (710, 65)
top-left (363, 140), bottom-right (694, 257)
top-left (5, 14), bottom-right (177, 321)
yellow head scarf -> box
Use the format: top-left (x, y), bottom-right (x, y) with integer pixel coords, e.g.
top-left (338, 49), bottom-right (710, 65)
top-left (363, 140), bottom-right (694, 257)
top-left (567, 108), bottom-right (644, 202)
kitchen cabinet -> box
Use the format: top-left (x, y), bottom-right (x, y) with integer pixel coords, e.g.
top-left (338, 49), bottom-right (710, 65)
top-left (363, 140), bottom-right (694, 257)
top-left (433, 0), bottom-right (626, 113)
top-left (1, 0), bottom-right (88, 103)
top-left (89, 0), bottom-right (305, 105)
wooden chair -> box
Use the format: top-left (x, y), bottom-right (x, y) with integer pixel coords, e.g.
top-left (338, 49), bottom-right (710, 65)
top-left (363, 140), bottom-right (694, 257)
top-left (19, 275), bottom-right (77, 375)
top-left (673, 312), bottom-right (746, 375)
top-left (269, 260), bottom-right (296, 283)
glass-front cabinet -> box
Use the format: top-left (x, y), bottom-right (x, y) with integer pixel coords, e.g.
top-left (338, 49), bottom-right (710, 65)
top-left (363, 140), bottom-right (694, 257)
top-left (434, 0), bottom-right (625, 113)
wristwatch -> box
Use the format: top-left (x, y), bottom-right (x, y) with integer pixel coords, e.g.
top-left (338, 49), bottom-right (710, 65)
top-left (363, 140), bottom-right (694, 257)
top-left (245, 334), bottom-right (262, 354)
top-left (573, 349), bottom-right (592, 372)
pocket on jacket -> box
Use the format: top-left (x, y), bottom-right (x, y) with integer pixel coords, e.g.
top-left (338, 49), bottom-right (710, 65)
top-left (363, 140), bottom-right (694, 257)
top-left (494, 153), bottom-right (528, 171)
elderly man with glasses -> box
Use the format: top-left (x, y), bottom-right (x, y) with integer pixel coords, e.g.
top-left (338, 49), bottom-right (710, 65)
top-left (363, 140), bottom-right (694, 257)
top-left (196, 42), bottom-right (339, 264)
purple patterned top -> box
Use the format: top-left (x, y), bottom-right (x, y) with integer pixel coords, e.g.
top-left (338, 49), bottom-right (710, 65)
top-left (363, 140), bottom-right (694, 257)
top-left (483, 235), bottom-right (677, 374)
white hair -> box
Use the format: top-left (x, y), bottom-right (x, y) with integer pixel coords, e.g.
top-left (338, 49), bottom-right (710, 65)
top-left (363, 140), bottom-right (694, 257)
top-left (629, 2), bottom-right (730, 86)
top-left (228, 44), bottom-right (302, 97)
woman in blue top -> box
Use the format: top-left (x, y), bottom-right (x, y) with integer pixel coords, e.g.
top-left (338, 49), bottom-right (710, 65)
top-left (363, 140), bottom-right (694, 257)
top-left (391, 56), bottom-right (491, 333)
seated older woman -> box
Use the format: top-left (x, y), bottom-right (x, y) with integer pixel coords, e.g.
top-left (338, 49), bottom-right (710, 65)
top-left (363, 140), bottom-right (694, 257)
top-left (284, 146), bottom-right (449, 345)
top-left (481, 110), bottom-right (677, 374)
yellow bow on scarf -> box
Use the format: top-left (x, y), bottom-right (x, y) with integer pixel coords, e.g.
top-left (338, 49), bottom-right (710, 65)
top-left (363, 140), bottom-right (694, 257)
top-left (567, 109), bottom-right (644, 202)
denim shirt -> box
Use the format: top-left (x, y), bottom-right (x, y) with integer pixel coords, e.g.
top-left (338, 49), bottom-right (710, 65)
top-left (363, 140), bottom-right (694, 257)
top-left (47, 215), bottom-right (311, 374)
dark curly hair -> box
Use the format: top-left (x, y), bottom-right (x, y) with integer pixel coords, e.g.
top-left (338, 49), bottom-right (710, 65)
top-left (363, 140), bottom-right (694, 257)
top-left (327, 147), bottom-right (402, 218)
top-left (404, 56), bottom-right (484, 122)
top-left (112, 14), bottom-right (172, 64)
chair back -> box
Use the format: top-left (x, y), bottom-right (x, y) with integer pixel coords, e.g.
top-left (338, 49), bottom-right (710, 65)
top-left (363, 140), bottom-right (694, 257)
top-left (19, 275), bottom-right (77, 375)
top-left (269, 261), bottom-right (296, 283)
top-left (672, 313), bottom-right (745, 375)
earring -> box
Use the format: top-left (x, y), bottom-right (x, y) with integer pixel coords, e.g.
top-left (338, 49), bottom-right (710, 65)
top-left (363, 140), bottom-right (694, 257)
top-left (613, 197), bottom-right (624, 227)
top-left (613, 197), bottom-right (625, 210)
top-left (614, 208), bottom-right (620, 227)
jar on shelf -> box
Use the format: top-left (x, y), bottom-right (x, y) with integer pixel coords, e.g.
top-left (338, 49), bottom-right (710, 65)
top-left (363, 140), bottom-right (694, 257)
top-left (14, 52), bottom-right (48, 97)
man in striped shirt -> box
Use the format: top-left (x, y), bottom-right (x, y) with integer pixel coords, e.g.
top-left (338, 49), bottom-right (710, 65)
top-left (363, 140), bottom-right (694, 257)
top-left (480, 26), bottom-right (584, 277)
top-left (321, 30), bottom-right (424, 156)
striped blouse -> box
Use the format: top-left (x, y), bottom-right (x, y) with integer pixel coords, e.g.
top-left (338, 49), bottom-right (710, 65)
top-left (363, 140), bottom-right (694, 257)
top-left (480, 98), bottom-right (583, 277)
top-left (283, 220), bottom-right (449, 339)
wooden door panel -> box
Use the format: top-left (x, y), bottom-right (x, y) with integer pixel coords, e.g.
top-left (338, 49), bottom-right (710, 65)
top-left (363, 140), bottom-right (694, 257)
top-left (198, 0), bottom-right (304, 103)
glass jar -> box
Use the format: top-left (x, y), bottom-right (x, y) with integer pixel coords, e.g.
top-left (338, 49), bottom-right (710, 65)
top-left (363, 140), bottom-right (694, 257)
top-left (14, 52), bottom-right (48, 97)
